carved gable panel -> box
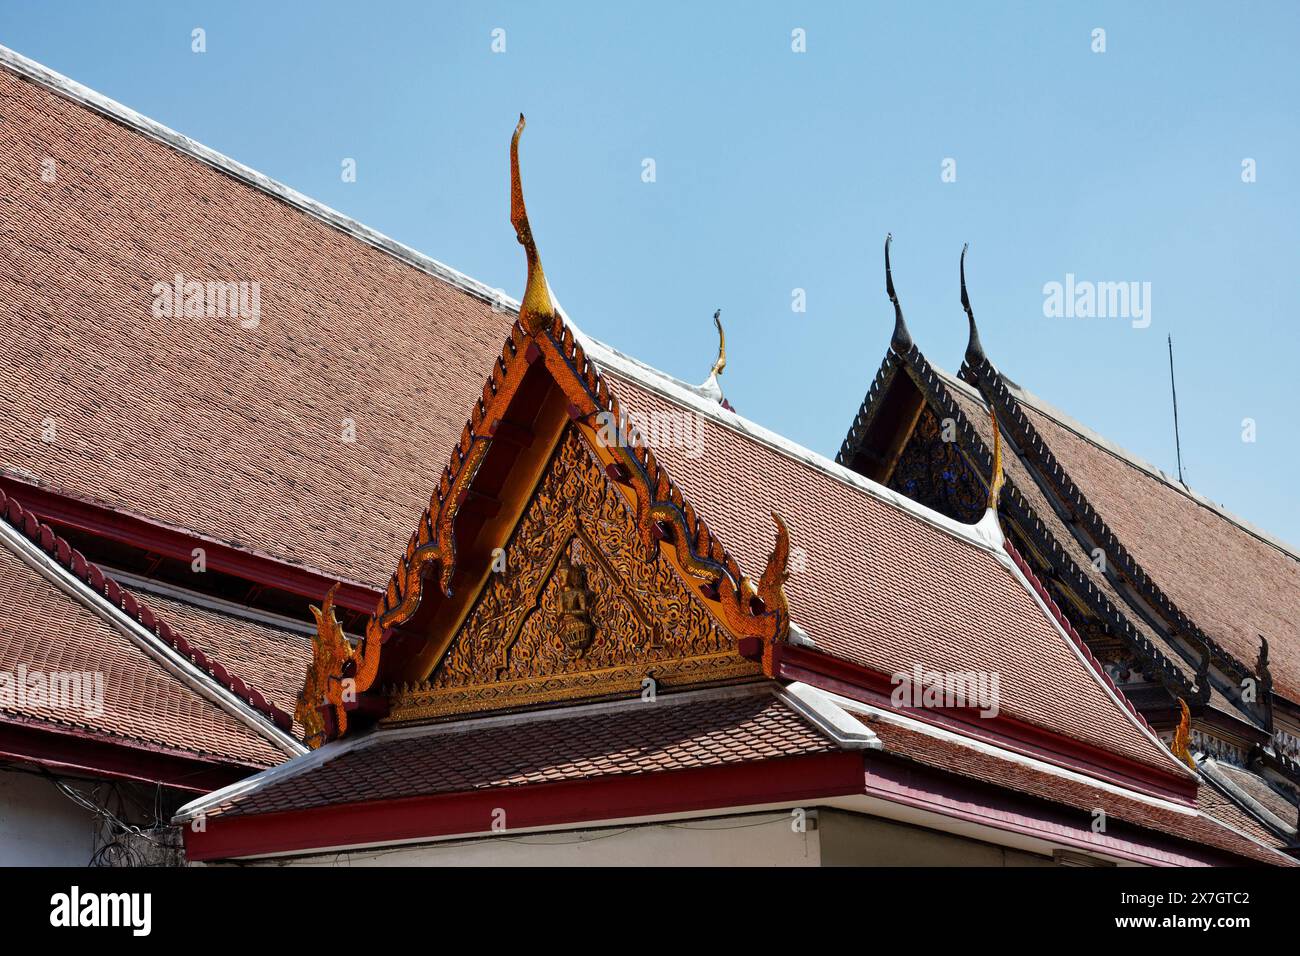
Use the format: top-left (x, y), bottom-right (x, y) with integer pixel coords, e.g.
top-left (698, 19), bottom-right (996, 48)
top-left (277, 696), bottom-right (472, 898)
top-left (887, 405), bottom-right (986, 524)
top-left (385, 427), bottom-right (759, 722)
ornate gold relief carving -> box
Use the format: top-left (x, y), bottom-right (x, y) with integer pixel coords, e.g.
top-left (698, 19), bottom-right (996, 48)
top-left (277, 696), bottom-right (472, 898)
top-left (385, 428), bottom-right (760, 722)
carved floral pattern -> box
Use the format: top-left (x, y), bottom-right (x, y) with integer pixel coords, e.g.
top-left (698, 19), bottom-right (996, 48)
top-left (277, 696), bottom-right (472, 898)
top-left (418, 427), bottom-right (747, 712)
top-left (888, 406), bottom-right (986, 524)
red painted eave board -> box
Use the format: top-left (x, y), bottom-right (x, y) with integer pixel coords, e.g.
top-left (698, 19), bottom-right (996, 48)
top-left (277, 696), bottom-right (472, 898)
top-left (1, 477), bottom-right (380, 613)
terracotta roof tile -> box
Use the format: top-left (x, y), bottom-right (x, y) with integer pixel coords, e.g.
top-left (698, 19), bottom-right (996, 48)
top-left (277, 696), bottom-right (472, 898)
top-left (605, 371), bottom-right (1178, 775)
top-left (864, 715), bottom-right (1292, 866)
top-left (945, 384), bottom-right (1206, 691)
top-left (1020, 403), bottom-right (1300, 701)
top-left (0, 544), bottom-right (284, 768)
top-left (1210, 762), bottom-right (1298, 831)
top-left (207, 690), bottom-right (837, 818)
top-left (135, 591), bottom-right (310, 727)
top-left (0, 67), bottom-right (514, 589)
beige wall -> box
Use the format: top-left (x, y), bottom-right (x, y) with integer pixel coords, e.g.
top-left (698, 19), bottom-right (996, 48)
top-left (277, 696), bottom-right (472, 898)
top-left (225, 806), bottom-right (1062, 867)
top-left (817, 809), bottom-right (1055, 866)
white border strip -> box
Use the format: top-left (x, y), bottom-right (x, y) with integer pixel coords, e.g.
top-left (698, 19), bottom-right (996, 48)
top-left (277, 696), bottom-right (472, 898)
top-left (1200, 758), bottom-right (1298, 837)
top-left (778, 682), bottom-right (881, 750)
top-left (0, 519), bottom-right (304, 758)
top-left (828, 691), bottom-right (1197, 815)
top-left (103, 566), bottom-right (360, 641)
top-left (993, 533), bottom-right (1193, 778)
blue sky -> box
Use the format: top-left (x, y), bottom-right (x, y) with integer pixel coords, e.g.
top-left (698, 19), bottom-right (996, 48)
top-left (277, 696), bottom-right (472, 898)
top-left (4, 1), bottom-right (1298, 546)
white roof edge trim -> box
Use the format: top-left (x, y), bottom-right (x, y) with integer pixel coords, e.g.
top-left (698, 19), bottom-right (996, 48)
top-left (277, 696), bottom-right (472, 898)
top-left (931, 362), bottom-right (1300, 566)
top-left (569, 325), bottom-right (1005, 559)
top-left (173, 681), bottom-right (779, 822)
top-left (1200, 758), bottom-right (1298, 838)
top-left (0, 43), bottom-right (513, 312)
top-left (828, 692), bottom-right (1199, 816)
top-left (0, 518), bottom-right (305, 762)
top-left (778, 683), bottom-right (881, 751)
top-left (102, 565), bottom-right (364, 642)
top-left (995, 541), bottom-right (1194, 779)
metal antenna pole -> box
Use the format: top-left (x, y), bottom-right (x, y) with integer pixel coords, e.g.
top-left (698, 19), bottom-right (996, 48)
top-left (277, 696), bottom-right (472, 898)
top-left (1168, 335), bottom-right (1185, 484)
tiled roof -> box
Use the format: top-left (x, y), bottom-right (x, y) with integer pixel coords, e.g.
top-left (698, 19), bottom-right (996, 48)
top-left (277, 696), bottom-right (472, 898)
top-left (1019, 402), bottom-right (1300, 701)
top-left (1210, 761), bottom-right (1298, 831)
top-left (943, 382), bottom-right (1208, 694)
top-left (1196, 771), bottom-right (1292, 849)
top-left (862, 714), bottom-right (1293, 866)
top-left (0, 488), bottom-right (296, 767)
top-left (0, 542), bottom-right (285, 769)
top-left (600, 367), bottom-right (1181, 777)
top-left (0, 65), bottom-right (515, 590)
top-left (202, 688), bottom-right (839, 819)
top-left (135, 591), bottom-right (309, 727)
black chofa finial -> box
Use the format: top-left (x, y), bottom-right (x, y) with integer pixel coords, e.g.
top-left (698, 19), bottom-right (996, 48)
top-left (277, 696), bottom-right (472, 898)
top-left (885, 234), bottom-right (912, 353)
top-left (961, 242), bottom-right (986, 368)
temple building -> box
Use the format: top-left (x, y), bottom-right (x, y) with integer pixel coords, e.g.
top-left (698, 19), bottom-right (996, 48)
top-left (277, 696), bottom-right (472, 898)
top-left (2, 44), bottom-right (1296, 867)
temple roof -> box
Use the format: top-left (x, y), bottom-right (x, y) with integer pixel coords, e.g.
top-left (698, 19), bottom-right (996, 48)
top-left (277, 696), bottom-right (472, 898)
top-left (586, 339), bottom-right (1184, 780)
top-left (1010, 389), bottom-right (1300, 701)
top-left (188, 685), bottom-right (843, 821)
top-left (180, 682), bottom-right (1290, 865)
top-left (860, 711), bottom-right (1292, 866)
top-left (0, 489), bottom-right (302, 777)
top-left (0, 53), bottom-right (516, 593)
top-left (8, 42), bottom-right (1295, 862)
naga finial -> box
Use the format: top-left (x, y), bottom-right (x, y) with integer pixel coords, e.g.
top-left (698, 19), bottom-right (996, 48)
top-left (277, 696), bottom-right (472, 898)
top-left (757, 512), bottom-right (792, 639)
top-left (961, 243), bottom-right (987, 368)
top-left (885, 234), bottom-right (912, 353)
top-left (710, 309), bottom-right (727, 379)
top-left (295, 584), bottom-right (382, 749)
top-left (988, 406), bottom-right (1005, 511)
top-left (1170, 697), bottom-right (1196, 769)
top-left (510, 114), bottom-right (558, 335)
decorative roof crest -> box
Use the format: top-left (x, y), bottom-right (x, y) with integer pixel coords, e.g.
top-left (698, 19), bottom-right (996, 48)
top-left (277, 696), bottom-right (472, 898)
top-left (885, 234), bottom-right (912, 353)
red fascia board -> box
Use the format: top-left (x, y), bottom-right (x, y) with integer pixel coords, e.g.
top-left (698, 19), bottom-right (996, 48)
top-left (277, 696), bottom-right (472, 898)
top-left (0, 718), bottom-right (260, 793)
top-left (0, 477), bottom-right (381, 613)
top-left (862, 750), bottom-right (1265, 867)
top-left (184, 751), bottom-right (865, 861)
top-left (771, 643), bottom-right (1197, 805)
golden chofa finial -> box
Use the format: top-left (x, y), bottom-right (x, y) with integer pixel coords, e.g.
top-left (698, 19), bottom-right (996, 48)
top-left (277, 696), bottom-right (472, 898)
top-left (510, 114), bottom-right (558, 335)
top-left (988, 407), bottom-right (1005, 511)
top-left (710, 309), bottom-right (727, 378)
top-left (697, 309), bottom-right (727, 404)
top-left (1171, 698), bottom-right (1196, 769)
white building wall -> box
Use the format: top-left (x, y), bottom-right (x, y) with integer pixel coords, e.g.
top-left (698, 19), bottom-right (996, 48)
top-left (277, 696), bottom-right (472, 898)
top-left (0, 768), bottom-right (98, 866)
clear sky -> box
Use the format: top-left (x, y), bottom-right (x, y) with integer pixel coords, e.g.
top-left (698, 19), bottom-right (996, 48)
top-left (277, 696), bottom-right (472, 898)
top-left (4, 1), bottom-right (1298, 546)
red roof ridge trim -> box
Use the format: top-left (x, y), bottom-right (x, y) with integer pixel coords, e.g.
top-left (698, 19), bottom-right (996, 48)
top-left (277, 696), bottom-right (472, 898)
top-left (0, 486), bottom-right (299, 741)
top-left (844, 695), bottom-right (1197, 816)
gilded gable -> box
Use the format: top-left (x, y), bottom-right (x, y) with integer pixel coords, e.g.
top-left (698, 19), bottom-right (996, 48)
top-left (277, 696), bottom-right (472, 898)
top-left (384, 426), bottom-right (761, 723)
